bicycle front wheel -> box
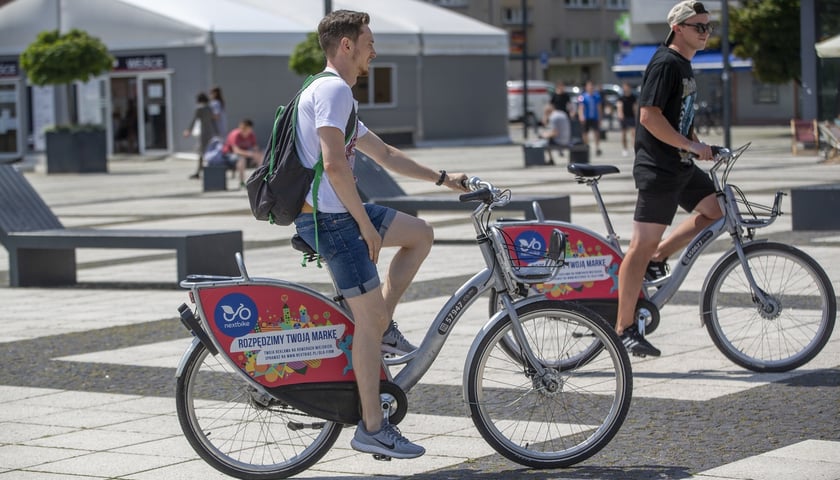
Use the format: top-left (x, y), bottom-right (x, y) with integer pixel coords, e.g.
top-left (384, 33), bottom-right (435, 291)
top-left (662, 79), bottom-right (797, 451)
top-left (702, 242), bottom-right (836, 372)
top-left (175, 340), bottom-right (342, 480)
top-left (465, 300), bottom-right (632, 468)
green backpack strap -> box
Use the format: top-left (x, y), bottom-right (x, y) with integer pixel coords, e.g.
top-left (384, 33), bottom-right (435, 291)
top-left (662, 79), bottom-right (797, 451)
top-left (291, 72), bottom-right (356, 268)
top-left (305, 104), bottom-right (357, 268)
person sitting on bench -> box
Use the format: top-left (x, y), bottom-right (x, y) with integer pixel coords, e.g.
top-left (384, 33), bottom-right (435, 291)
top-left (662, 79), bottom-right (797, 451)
top-left (539, 103), bottom-right (571, 164)
top-left (222, 119), bottom-right (263, 187)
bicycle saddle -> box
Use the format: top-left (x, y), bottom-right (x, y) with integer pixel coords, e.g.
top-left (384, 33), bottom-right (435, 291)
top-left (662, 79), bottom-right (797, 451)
top-left (567, 163), bottom-right (620, 177)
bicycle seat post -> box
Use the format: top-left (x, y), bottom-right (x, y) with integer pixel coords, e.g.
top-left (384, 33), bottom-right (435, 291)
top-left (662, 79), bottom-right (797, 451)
top-left (588, 178), bottom-right (621, 251)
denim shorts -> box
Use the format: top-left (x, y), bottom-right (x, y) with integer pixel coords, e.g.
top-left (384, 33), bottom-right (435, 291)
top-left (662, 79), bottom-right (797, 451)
top-left (294, 204), bottom-right (396, 298)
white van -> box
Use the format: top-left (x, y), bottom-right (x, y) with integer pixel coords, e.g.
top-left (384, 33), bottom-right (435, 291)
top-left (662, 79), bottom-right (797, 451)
top-left (507, 80), bottom-right (554, 125)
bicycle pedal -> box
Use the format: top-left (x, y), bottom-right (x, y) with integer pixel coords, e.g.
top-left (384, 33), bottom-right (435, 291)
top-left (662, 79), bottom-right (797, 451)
top-left (631, 352), bottom-right (647, 358)
top-left (372, 454), bottom-right (392, 461)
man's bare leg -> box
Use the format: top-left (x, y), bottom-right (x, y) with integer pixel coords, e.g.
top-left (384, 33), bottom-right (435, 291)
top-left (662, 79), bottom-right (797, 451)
top-left (344, 288), bottom-right (391, 433)
top-left (616, 221), bottom-right (667, 334)
top-left (380, 213), bottom-right (434, 320)
top-left (651, 194), bottom-right (722, 262)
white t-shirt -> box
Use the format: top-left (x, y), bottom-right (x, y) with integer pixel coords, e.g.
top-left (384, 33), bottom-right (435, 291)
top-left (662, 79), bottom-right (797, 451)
top-left (295, 68), bottom-right (369, 213)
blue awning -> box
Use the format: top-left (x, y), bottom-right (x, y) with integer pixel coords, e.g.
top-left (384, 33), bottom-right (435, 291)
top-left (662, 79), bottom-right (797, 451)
top-left (612, 45), bottom-right (753, 77)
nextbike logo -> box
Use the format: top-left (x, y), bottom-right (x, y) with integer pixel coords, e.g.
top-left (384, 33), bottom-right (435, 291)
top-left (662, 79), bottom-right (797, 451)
top-left (514, 231), bottom-right (547, 263)
top-left (214, 293), bottom-right (257, 337)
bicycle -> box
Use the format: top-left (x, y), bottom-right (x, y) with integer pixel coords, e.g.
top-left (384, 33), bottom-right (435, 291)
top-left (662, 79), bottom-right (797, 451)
top-left (489, 143), bottom-right (836, 373)
top-left (174, 177), bottom-right (633, 479)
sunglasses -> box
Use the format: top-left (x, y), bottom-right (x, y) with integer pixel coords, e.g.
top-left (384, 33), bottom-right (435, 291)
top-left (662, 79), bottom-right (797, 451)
top-left (681, 22), bottom-right (714, 34)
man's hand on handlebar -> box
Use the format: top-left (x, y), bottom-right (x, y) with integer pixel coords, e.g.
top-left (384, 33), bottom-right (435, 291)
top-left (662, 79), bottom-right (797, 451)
top-left (445, 172), bottom-right (470, 192)
top-left (688, 140), bottom-right (714, 161)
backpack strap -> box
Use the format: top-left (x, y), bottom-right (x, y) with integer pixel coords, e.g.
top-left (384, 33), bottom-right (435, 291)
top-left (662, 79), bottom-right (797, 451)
top-left (292, 72), bottom-right (357, 267)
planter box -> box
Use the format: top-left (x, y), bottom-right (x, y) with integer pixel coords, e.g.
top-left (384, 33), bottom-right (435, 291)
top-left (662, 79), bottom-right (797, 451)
top-left (45, 130), bottom-right (107, 174)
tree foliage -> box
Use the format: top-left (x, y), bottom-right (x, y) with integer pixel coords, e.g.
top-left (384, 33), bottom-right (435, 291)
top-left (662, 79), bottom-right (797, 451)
top-left (729, 0), bottom-right (801, 84)
top-left (289, 32), bottom-right (325, 76)
top-left (19, 29), bottom-right (113, 86)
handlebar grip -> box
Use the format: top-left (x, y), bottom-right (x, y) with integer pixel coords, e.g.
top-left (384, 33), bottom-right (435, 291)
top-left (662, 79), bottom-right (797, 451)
top-left (459, 187), bottom-right (493, 204)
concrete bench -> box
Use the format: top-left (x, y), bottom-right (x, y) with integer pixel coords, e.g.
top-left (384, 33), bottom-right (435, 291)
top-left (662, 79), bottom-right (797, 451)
top-left (791, 184), bottom-right (840, 231)
top-left (0, 164), bottom-right (243, 286)
top-left (354, 153), bottom-right (570, 221)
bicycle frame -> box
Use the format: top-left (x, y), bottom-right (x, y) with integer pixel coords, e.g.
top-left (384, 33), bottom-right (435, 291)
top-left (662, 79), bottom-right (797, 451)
top-left (177, 184), bottom-right (565, 424)
top-left (511, 144), bottom-right (784, 325)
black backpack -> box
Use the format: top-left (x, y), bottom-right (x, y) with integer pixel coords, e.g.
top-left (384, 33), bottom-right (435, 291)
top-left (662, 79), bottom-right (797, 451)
top-left (246, 72), bottom-right (356, 226)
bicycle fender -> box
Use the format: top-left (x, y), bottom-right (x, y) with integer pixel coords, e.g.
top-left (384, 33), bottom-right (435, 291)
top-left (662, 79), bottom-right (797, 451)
top-left (698, 239), bottom-right (770, 327)
top-left (461, 293), bottom-right (548, 403)
top-left (175, 337), bottom-right (203, 378)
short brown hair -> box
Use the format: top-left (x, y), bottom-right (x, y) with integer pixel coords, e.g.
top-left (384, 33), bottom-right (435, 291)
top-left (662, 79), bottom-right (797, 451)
top-left (318, 10), bottom-right (370, 56)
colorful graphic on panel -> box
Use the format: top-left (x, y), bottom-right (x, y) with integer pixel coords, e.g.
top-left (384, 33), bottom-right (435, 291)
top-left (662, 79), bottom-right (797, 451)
top-left (499, 223), bottom-right (624, 300)
top-left (198, 285), bottom-right (377, 388)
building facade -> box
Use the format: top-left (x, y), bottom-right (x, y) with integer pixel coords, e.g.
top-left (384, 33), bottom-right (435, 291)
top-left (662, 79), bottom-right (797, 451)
top-left (0, 0), bottom-right (510, 163)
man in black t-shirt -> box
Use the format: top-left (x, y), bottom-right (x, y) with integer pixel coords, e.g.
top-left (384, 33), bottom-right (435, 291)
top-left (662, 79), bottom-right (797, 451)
top-left (617, 81), bottom-right (638, 157)
top-left (550, 82), bottom-right (572, 115)
top-left (616, 0), bottom-right (720, 357)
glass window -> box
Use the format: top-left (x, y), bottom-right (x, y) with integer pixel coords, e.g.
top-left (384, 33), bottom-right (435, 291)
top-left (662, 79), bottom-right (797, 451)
top-left (0, 83), bottom-right (19, 155)
top-left (752, 80), bottom-right (779, 104)
top-left (565, 0), bottom-right (599, 9)
top-left (352, 65), bottom-right (395, 107)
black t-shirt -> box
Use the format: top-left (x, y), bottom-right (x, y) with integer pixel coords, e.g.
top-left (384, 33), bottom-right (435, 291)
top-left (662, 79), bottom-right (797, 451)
top-left (551, 92), bottom-right (571, 112)
top-left (634, 45), bottom-right (698, 191)
top-left (618, 93), bottom-right (637, 120)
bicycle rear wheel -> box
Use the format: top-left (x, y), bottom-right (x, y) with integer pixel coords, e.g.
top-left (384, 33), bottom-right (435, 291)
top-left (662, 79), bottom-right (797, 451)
top-left (702, 242), bottom-right (836, 372)
top-left (175, 341), bottom-right (342, 479)
top-left (465, 300), bottom-right (632, 468)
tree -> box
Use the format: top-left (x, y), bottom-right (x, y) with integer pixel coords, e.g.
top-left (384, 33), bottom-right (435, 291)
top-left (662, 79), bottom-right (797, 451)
top-left (289, 32), bottom-right (325, 76)
top-left (729, 0), bottom-right (801, 85)
top-left (19, 29), bottom-right (113, 126)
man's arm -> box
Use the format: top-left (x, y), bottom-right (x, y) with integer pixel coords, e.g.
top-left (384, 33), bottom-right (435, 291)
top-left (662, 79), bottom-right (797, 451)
top-left (355, 131), bottom-right (467, 191)
top-left (639, 105), bottom-right (712, 159)
top-left (320, 126), bottom-right (383, 263)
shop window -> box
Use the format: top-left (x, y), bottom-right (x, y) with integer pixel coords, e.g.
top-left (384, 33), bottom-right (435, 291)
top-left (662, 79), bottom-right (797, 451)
top-left (352, 65), bottom-right (395, 107)
top-left (752, 80), bottom-right (779, 104)
top-left (565, 0), bottom-right (599, 9)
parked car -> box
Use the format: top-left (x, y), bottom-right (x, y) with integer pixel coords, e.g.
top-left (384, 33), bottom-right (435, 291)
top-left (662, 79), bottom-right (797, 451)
top-left (507, 80), bottom-right (554, 125)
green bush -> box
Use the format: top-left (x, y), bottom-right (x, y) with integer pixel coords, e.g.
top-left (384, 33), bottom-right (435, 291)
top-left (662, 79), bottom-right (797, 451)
top-left (19, 29), bottom-right (113, 86)
top-left (289, 32), bottom-right (325, 76)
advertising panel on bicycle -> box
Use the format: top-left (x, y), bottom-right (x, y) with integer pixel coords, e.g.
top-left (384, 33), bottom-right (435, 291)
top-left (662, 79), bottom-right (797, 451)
top-left (196, 284), bottom-right (384, 387)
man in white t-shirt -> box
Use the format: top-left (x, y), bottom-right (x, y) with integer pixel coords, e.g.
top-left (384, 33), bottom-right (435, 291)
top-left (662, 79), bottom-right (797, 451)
top-left (293, 10), bottom-right (468, 459)
top-left (539, 103), bottom-right (571, 163)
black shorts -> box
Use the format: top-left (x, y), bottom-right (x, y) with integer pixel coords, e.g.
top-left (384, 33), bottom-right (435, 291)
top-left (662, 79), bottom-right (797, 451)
top-left (633, 165), bottom-right (715, 225)
top-left (621, 117), bottom-right (636, 130)
top-left (583, 119), bottom-right (600, 132)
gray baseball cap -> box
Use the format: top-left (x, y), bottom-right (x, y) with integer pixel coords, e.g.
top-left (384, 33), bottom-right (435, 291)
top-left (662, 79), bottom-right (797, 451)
top-left (665, 1), bottom-right (710, 45)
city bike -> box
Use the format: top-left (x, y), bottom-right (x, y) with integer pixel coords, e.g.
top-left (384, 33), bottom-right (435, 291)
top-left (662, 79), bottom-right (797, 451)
top-left (489, 143), bottom-right (836, 373)
top-left (174, 177), bottom-right (633, 479)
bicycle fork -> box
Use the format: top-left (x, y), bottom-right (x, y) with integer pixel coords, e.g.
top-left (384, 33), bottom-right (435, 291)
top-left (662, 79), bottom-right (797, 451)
top-left (498, 292), bottom-right (552, 380)
top-left (731, 239), bottom-right (777, 315)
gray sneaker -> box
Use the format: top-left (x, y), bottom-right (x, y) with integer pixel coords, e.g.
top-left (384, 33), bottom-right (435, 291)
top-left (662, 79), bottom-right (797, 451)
top-left (381, 321), bottom-right (417, 356)
top-left (350, 421), bottom-right (425, 459)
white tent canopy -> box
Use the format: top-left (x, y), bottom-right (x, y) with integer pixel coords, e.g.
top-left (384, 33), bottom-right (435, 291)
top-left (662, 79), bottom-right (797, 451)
top-left (815, 34), bottom-right (840, 58)
top-left (0, 0), bottom-right (507, 57)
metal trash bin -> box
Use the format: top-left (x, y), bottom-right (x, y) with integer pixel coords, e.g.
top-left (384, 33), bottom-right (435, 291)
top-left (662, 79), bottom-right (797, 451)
top-left (569, 143), bottom-right (590, 164)
top-left (523, 145), bottom-right (547, 167)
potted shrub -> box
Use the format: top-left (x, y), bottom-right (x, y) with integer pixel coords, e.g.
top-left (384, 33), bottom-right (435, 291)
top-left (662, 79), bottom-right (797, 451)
top-left (19, 29), bottom-right (113, 173)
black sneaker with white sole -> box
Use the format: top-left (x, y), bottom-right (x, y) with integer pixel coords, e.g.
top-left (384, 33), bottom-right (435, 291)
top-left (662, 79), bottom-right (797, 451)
top-left (645, 259), bottom-right (670, 281)
top-left (620, 325), bottom-right (661, 357)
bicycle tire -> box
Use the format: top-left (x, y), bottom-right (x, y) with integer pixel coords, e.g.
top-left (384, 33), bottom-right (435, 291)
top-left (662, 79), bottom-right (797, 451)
top-left (702, 242), bottom-right (836, 373)
top-left (175, 341), bottom-right (342, 479)
top-left (465, 300), bottom-right (632, 468)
